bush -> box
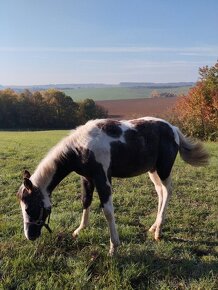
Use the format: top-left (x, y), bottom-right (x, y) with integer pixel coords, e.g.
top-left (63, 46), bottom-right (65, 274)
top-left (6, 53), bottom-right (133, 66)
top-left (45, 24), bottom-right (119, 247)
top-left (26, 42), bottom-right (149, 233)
top-left (169, 62), bottom-right (218, 140)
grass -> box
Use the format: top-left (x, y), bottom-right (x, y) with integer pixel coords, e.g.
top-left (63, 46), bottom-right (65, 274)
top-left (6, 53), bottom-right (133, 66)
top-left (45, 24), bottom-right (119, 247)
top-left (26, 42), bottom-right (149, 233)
top-left (62, 86), bottom-right (191, 101)
top-left (0, 131), bottom-right (217, 289)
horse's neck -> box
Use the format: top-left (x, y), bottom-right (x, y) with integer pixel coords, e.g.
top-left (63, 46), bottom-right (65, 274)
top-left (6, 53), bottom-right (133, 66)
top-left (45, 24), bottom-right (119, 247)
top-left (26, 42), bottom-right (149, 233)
top-left (46, 149), bottom-right (77, 193)
top-left (31, 138), bottom-right (78, 196)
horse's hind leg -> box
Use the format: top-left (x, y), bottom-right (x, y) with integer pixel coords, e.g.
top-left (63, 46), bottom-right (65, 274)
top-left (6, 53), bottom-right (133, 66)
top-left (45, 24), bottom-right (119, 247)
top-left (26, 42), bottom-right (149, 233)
top-left (155, 176), bottom-right (172, 240)
top-left (148, 171), bottom-right (172, 240)
top-left (148, 171), bottom-right (163, 236)
top-left (73, 177), bottom-right (94, 238)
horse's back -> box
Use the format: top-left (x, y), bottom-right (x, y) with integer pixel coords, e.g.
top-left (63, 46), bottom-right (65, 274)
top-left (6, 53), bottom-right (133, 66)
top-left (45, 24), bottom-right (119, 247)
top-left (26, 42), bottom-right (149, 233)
top-left (73, 118), bottom-right (179, 179)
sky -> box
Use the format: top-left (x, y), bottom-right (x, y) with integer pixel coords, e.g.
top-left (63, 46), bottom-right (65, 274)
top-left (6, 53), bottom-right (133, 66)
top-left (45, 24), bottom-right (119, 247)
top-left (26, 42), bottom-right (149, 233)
top-left (0, 0), bottom-right (218, 85)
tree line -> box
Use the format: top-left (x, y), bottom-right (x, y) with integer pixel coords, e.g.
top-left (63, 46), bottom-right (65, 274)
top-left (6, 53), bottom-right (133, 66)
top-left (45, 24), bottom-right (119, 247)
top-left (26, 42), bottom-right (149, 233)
top-left (0, 89), bottom-right (108, 130)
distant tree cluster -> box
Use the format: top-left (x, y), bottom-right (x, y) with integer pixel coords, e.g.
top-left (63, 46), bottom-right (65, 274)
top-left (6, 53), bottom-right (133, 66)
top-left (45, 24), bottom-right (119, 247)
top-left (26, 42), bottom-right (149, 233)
top-left (0, 89), bottom-right (108, 130)
top-left (151, 90), bottom-right (177, 98)
top-left (170, 62), bottom-right (218, 140)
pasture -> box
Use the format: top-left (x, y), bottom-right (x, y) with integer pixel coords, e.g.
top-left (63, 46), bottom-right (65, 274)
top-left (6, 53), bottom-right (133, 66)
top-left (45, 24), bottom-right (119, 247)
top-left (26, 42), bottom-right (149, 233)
top-left (62, 86), bottom-right (191, 102)
top-left (0, 131), bottom-right (217, 289)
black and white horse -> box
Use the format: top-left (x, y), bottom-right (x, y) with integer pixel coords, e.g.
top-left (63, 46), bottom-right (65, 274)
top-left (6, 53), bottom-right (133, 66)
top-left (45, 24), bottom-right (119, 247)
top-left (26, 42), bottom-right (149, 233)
top-left (17, 117), bottom-right (209, 255)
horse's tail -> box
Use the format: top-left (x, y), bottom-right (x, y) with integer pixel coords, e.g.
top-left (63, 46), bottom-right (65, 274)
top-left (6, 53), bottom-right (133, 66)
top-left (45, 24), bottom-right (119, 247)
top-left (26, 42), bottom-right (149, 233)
top-left (176, 128), bottom-right (209, 166)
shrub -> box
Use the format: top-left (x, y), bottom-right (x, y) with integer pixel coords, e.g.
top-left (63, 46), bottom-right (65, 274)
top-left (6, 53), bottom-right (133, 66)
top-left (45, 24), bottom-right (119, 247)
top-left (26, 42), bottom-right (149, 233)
top-left (169, 62), bottom-right (218, 140)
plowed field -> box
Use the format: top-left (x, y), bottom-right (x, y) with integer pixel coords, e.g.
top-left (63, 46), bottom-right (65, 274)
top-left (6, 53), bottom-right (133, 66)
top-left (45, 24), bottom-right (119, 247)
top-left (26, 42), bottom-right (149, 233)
top-left (96, 97), bottom-right (178, 119)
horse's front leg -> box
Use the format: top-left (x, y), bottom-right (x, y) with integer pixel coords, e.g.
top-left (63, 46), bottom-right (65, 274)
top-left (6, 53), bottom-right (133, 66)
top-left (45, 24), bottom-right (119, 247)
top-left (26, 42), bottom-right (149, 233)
top-left (73, 177), bottom-right (94, 238)
top-left (103, 195), bottom-right (120, 256)
top-left (95, 175), bottom-right (120, 256)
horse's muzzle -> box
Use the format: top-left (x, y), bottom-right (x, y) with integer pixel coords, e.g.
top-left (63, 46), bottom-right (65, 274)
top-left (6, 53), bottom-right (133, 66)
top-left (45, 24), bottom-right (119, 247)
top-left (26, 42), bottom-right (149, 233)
top-left (26, 224), bottom-right (42, 241)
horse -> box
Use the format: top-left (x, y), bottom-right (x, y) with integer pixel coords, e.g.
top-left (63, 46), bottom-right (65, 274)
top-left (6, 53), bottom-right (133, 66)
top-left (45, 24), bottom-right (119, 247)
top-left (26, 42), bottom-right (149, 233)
top-left (16, 117), bottom-right (209, 255)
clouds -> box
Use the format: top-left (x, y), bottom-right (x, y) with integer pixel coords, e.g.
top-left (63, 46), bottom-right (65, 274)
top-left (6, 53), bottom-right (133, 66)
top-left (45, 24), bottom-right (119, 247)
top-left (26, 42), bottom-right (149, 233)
top-left (0, 45), bottom-right (218, 56)
top-left (0, 45), bottom-right (217, 85)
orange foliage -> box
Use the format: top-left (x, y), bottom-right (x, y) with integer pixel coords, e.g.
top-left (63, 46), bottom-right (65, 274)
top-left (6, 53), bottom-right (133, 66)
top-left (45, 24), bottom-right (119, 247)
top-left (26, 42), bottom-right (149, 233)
top-left (170, 62), bottom-right (218, 140)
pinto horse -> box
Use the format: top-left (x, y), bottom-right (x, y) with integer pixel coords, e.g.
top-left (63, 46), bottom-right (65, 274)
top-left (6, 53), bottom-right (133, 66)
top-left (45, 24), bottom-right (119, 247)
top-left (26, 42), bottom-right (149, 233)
top-left (17, 117), bottom-right (209, 255)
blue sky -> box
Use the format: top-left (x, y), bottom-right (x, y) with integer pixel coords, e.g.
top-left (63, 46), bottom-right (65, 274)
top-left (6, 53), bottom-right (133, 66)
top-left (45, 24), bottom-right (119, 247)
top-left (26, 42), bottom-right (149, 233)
top-left (1, 0), bottom-right (218, 85)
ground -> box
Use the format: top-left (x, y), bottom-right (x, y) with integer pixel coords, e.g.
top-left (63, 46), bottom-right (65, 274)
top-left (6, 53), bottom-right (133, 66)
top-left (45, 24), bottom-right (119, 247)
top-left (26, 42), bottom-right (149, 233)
top-left (96, 97), bottom-right (178, 119)
top-left (0, 131), bottom-right (217, 289)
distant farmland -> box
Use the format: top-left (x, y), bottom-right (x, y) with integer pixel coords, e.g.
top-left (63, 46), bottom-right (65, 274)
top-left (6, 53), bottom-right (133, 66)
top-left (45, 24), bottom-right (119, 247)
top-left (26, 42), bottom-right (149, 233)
top-left (62, 86), bottom-right (191, 102)
top-left (96, 97), bottom-right (179, 119)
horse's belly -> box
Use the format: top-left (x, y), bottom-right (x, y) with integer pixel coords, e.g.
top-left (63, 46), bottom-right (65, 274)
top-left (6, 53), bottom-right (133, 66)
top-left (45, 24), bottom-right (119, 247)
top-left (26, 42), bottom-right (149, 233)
top-left (110, 151), bottom-right (155, 178)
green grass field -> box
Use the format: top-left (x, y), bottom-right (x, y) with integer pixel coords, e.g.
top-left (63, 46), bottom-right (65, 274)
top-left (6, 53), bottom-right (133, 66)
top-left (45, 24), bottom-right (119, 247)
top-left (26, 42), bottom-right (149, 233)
top-left (0, 131), bottom-right (217, 289)
top-left (62, 86), bottom-right (191, 101)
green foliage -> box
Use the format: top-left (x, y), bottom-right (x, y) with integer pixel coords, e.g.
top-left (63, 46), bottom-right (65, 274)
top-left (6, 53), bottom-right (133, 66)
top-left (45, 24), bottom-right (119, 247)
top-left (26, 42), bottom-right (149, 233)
top-left (0, 131), bottom-right (217, 289)
top-left (170, 62), bottom-right (218, 140)
top-left (78, 99), bottom-right (108, 123)
top-left (0, 89), bottom-right (108, 130)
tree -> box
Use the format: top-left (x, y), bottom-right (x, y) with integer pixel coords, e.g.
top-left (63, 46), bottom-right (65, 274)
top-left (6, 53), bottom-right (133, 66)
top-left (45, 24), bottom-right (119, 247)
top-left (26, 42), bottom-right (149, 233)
top-left (151, 90), bottom-right (160, 98)
top-left (42, 89), bottom-right (79, 128)
top-left (0, 89), bottom-right (108, 130)
top-left (78, 99), bottom-right (108, 123)
top-left (170, 61), bottom-right (218, 140)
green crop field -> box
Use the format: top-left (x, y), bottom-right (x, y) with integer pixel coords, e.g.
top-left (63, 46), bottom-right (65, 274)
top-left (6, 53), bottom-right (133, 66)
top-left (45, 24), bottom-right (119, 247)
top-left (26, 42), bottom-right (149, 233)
top-left (62, 86), bottom-right (191, 101)
top-left (0, 131), bottom-right (217, 289)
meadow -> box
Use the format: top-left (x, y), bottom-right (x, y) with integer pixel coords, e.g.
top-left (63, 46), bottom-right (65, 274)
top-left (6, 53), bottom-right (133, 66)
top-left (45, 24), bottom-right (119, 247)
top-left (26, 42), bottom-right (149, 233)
top-left (62, 86), bottom-right (191, 101)
top-left (0, 131), bottom-right (217, 289)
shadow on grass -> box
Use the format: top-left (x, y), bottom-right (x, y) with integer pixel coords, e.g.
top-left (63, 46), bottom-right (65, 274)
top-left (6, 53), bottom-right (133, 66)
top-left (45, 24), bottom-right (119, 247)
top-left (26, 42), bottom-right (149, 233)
top-left (164, 227), bottom-right (218, 247)
top-left (40, 230), bottom-right (217, 272)
top-left (23, 224), bottom-right (217, 290)
top-left (166, 236), bottom-right (218, 247)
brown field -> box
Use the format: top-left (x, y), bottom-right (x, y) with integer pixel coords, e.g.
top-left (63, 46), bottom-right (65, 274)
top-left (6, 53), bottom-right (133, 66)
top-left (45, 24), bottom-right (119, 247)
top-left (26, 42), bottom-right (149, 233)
top-left (96, 96), bottom-right (178, 119)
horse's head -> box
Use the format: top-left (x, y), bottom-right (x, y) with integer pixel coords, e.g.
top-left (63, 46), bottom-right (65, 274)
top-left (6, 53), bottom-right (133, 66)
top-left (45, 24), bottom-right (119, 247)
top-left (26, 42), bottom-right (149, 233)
top-left (17, 170), bottom-right (52, 241)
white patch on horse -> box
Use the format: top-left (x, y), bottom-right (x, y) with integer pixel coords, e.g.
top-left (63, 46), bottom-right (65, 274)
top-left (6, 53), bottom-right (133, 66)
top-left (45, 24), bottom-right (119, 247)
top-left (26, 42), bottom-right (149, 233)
top-left (73, 207), bottom-right (90, 237)
top-left (118, 120), bottom-right (136, 142)
top-left (20, 200), bottom-right (29, 239)
top-left (72, 119), bottom-right (129, 186)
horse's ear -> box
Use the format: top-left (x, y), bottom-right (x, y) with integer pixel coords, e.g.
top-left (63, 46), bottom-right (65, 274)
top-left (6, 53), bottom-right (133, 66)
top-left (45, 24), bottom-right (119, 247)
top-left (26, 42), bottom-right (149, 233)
top-left (23, 177), bottom-right (33, 192)
top-left (23, 170), bottom-right (31, 179)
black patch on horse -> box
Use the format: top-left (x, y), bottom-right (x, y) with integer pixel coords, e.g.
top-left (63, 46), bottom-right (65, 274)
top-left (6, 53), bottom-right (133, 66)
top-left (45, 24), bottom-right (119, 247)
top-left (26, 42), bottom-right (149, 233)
top-left (47, 147), bottom-right (111, 206)
top-left (97, 120), bottom-right (122, 138)
top-left (110, 120), bottom-right (179, 180)
top-left (23, 189), bottom-right (44, 221)
top-left (132, 120), bottom-right (179, 180)
top-left (110, 128), bottom-right (157, 178)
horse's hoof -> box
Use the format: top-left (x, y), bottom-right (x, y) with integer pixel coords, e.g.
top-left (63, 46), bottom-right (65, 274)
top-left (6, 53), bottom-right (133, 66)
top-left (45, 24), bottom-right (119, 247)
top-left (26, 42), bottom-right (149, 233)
top-left (148, 223), bottom-right (157, 233)
top-left (108, 248), bottom-right (116, 256)
top-left (72, 231), bottom-right (78, 239)
top-left (148, 227), bottom-right (156, 233)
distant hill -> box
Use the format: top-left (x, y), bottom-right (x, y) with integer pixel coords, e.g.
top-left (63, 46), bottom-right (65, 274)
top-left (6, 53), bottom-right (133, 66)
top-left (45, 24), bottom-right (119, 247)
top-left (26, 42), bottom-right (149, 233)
top-left (0, 83), bottom-right (114, 91)
top-left (119, 82), bottom-right (194, 88)
top-left (0, 82), bottom-right (194, 92)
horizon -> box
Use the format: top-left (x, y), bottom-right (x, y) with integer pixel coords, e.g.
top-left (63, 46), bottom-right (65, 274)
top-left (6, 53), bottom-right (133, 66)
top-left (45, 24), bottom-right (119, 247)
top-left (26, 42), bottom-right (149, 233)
top-left (1, 80), bottom-right (195, 88)
top-left (1, 0), bottom-right (218, 85)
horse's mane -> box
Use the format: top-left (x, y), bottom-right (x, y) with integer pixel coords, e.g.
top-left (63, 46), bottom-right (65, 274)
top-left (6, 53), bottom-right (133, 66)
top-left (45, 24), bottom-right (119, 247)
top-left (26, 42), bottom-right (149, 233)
top-left (30, 120), bottom-right (102, 188)
top-left (30, 133), bottom-right (75, 188)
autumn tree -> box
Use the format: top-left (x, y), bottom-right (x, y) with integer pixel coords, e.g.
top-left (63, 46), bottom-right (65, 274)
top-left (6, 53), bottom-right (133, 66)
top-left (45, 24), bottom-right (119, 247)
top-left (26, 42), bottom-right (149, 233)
top-left (170, 62), bottom-right (218, 140)
top-left (0, 89), bottom-right (108, 130)
top-left (151, 90), bottom-right (160, 98)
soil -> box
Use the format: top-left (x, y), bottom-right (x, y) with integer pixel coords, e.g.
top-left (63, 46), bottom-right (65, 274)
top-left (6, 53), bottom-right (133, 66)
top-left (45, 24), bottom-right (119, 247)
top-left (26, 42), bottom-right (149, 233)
top-left (96, 97), bottom-right (178, 119)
